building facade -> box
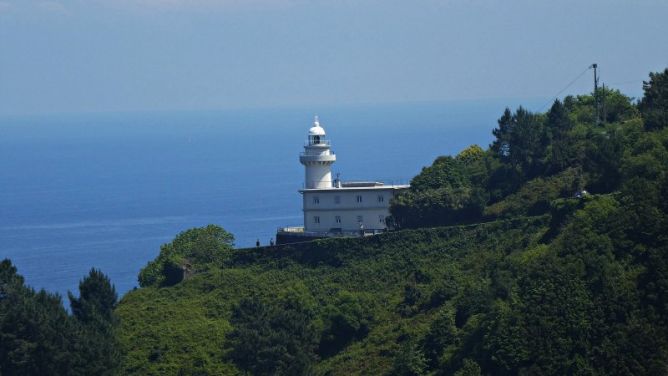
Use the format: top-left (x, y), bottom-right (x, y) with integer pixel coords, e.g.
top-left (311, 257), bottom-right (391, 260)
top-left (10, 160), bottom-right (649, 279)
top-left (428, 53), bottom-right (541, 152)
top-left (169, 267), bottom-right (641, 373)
top-left (301, 184), bottom-right (406, 233)
top-left (277, 117), bottom-right (408, 244)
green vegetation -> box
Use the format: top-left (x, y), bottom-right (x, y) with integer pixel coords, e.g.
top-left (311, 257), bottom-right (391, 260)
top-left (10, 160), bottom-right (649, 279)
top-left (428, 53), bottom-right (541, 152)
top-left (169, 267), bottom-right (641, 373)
top-left (0, 263), bottom-right (120, 375)
top-left (117, 216), bottom-right (550, 375)
top-left (3, 68), bottom-right (668, 375)
top-left (138, 225), bottom-right (235, 287)
top-left (114, 68), bottom-right (668, 374)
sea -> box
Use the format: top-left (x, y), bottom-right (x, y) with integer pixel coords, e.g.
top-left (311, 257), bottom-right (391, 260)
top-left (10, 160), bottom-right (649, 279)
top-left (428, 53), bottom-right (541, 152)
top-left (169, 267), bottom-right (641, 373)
top-left (0, 99), bottom-right (542, 301)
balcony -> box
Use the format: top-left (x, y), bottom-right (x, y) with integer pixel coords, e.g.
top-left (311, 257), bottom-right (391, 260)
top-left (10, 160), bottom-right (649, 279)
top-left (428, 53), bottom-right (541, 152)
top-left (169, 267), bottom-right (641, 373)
top-left (299, 154), bottom-right (336, 163)
top-left (304, 139), bottom-right (331, 146)
top-left (277, 226), bottom-right (386, 237)
top-left (278, 226), bottom-right (304, 233)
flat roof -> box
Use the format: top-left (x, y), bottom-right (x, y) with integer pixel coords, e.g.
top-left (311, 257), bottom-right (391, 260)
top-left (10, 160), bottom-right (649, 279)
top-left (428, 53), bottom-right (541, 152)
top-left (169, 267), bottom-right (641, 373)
top-left (340, 181), bottom-right (384, 187)
top-left (300, 184), bottom-right (409, 193)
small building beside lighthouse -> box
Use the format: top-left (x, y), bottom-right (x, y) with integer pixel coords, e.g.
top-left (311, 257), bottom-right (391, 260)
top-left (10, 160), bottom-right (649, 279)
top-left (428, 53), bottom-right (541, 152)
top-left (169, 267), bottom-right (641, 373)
top-left (277, 117), bottom-right (409, 244)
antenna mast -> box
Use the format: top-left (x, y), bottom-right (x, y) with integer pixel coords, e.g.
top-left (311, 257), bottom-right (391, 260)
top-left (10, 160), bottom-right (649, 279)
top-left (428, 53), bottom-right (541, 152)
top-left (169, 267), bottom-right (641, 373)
top-left (591, 63), bottom-right (600, 124)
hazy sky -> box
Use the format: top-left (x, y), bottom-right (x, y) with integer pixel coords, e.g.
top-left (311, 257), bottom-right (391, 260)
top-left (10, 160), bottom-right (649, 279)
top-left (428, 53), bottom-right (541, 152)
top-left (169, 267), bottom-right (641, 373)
top-left (1, 0), bottom-right (667, 115)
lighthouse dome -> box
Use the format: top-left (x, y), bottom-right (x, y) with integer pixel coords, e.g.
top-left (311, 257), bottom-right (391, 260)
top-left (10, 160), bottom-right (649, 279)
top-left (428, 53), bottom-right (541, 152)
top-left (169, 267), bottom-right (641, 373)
top-left (308, 116), bottom-right (326, 136)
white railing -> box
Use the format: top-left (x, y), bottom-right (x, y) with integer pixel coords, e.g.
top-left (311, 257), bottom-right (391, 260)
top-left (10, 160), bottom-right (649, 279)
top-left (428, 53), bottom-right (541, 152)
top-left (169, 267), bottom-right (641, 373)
top-left (278, 226), bottom-right (305, 233)
top-left (299, 152), bottom-right (336, 159)
top-left (301, 179), bottom-right (409, 189)
top-left (277, 227), bottom-right (386, 237)
top-left (304, 139), bottom-right (331, 146)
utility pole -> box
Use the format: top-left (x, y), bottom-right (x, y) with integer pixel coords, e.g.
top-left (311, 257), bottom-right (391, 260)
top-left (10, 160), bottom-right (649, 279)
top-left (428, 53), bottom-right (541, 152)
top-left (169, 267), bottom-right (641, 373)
top-left (601, 82), bottom-right (606, 123)
top-left (591, 63), bottom-right (600, 124)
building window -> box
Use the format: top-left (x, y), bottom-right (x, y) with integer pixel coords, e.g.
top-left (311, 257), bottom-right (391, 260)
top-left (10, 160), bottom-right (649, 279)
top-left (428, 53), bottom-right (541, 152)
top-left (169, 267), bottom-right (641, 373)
top-left (335, 215), bottom-right (341, 224)
top-left (314, 216), bottom-right (320, 224)
top-left (379, 215), bottom-right (385, 224)
top-left (357, 215), bottom-right (363, 223)
top-left (378, 195), bottom-right (384, 203)
top-left (313, 196), bottom-right (319, 204)
top-left (334, 196), bottom-right (341, 204)
top-left (356, 195), bottom-right (363, 203)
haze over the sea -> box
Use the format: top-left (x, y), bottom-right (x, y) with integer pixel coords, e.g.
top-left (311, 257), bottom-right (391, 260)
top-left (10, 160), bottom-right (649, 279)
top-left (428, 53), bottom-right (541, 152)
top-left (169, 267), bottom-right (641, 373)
top-left (1, 0), bottom-right (667, 116)
top-left (1, 0), bottom-right (667, 300)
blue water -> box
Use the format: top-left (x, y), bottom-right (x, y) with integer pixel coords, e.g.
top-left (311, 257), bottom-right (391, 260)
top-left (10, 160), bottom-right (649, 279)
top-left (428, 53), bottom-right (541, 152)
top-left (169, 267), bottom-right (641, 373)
top-left (0, 99), bottom-right (541, 300)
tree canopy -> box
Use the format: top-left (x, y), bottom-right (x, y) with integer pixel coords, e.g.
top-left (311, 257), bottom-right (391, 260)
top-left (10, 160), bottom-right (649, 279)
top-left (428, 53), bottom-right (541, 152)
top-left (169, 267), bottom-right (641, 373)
top-left (0, 261), bottom-right (120, 375)
top-left (6, 67), bottom-right (668, 375)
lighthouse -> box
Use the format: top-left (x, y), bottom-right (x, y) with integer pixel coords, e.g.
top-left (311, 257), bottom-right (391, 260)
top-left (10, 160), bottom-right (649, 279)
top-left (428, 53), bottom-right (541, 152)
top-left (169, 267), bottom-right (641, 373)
top-left (299, 116), bottom-right (337, 189)
top-left (277, 116), bottom-right (410, 244)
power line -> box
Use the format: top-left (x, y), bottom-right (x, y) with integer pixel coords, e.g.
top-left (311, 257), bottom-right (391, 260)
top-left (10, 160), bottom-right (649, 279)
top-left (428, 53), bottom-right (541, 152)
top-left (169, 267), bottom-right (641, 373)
top-left (537, 65), bottom-right (593, 111)
top-left (608, 80), bottom-right (640, 87)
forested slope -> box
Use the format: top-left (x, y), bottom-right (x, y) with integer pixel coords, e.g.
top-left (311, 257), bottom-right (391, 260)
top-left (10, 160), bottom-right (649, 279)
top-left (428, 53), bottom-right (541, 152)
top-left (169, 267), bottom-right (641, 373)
top-left (5, 69), bottom-right (667, 375)
top-left (115, 68), bottom-right (668, 375)
top-left (116, 217), bottom-right (549, 374)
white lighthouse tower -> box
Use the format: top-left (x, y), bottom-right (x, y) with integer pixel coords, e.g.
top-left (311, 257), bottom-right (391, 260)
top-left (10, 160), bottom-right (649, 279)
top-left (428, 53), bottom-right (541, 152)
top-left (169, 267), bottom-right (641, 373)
top-left (276, 115), bottom-right (409, 244)
top-left (299, 116), bottom-right (337, 189)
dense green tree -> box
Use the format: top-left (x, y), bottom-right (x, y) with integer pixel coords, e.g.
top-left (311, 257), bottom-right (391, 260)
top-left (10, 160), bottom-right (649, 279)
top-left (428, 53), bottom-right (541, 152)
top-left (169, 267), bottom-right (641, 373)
top-left (139, 225), bottom-right (235, 287)
top-left (0, 260), bottom-right (120, 376)
top-left (600, 87), bottom-right (638, 123)
top-left (421, 307), bottom-right (458, 368)
top-left (546, 99), bottom-right (576, 173)
top-left (484, 168), bottom-right (580, 219)
top-left (639, 68), bottom-right (668, 130)
top-left (484, 155), bottom-right (523, 202)
top-left (390, 155), bottom-right (488, 228)
top-left (391, 341), bottom-right (427, 376)
top-left (409, 156), bottom-right (468, 192)
top-left (481, 301), bottom-right (530, 373)
top-left (454, 359), bottom-right (482, 376)
top-left (319, 291), bottom-right (373, 357)
top-left (69, 268), bottom-right (117, 324)
top-left (226, 294), bottom-right (319, 375)
top-left (518, 256), bottom-right (593, 374)
top-left (491, 108), bottom-right (513, 159)
top-left (68, 268), bottom-right (120, 375)
top-left (391, 186), bottom-right (484, 229)
top-left (506, 107), bottom-right (548, 178)
top-left (0, 260), bottom-right (77, 375)
top-left (488, 106), bottom-right (551, 193)
top-left (582, 126), bottom-right (624, 192)
top-left (456, 145), bottom-right (485, 165)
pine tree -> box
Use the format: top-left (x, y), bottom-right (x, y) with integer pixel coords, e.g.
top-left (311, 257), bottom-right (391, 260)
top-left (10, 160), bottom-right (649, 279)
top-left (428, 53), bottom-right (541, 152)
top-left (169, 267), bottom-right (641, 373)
top-left (639, 68), bottom-right (668, 130)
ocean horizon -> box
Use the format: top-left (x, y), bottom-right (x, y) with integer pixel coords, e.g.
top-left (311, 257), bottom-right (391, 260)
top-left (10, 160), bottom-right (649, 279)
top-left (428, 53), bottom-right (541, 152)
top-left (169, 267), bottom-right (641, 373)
top-left (0, 98), bottom-right (544, 300)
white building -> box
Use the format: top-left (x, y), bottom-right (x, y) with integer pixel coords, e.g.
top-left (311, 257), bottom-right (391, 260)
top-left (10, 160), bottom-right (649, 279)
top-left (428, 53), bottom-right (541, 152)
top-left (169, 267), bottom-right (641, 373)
top-left (277, 117), bottom-right (409, 244)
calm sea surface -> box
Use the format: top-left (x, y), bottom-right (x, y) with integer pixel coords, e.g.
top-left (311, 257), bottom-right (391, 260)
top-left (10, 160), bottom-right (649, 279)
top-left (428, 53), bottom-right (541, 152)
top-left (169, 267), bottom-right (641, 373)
top-left (0, 100), bottom-right (541, 299)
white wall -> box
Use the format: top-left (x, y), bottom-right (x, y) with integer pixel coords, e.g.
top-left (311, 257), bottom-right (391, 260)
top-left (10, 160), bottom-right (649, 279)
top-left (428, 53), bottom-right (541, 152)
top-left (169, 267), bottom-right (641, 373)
top-left (300, 144), bottom-right (335, 189)
top-left (304, 164), bottom-right (332, 189)
top-left (302, 188), bottom-right (402, 232)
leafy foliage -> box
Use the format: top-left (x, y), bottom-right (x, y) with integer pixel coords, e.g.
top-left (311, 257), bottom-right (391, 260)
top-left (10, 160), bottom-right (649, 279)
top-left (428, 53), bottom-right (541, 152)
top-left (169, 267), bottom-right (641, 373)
top-left (111, 67), bottom-right (668, 375)
top-left (639, 68), bottom-right (668, 130)
top-left (391, 341), bottom-right (428, 376)
top-left (390, 76), bottom-right (655, 229)
top-left (69, 268), bottom-right (118, 324)
top-left (226, 289), bottom-right (320, 375)
top-left (138, 225), bottom-right (234, 287)
top-left (0, 261), bottom-right (120, 375)
top-left (319, 291), bottom-right (374, 357)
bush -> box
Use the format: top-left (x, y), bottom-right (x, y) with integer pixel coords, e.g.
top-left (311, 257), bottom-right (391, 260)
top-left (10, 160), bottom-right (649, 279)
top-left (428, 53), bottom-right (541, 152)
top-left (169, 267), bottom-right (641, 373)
top-left (319, 291), bottom-right (374, 357)
top-left (138, 225), bottom-right (234, 287)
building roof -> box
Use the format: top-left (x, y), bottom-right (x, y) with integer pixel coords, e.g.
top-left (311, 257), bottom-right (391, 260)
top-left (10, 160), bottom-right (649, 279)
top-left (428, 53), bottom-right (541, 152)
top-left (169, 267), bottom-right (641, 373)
top-left (340, 181), bottom-right (384, 187)
top-left (300, 184), bottom-right (409, 193)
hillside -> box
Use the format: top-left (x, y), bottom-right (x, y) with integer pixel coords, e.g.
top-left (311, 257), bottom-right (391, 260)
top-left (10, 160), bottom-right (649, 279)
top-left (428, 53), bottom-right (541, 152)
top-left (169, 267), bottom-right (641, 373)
top-left (117, 217), bottom-right (549, 374)
top-left (4, 69), bottom-right (666, 375)
top-left (115, 68), bottom-right (668, 375)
